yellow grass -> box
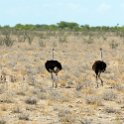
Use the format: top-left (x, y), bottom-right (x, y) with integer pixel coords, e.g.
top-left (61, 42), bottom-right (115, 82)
top-left (0, 31), bottom-right (124, 124)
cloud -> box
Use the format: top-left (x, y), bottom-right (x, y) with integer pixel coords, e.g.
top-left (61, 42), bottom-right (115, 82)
top-left (98, 3), bottom-right (111, 14)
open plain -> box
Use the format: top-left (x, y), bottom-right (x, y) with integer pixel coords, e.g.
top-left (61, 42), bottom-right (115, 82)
top-left (0, 30), bottom-right (124, 124)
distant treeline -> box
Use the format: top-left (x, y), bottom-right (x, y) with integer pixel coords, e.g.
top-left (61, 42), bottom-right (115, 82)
top-left (0, 21), bottom-right (124, 31)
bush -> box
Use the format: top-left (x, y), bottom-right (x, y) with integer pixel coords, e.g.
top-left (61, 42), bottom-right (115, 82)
top-left (25, 97), bottom-right (37, 105)
top-left (19, 113), bottom-right (29, 120)
top-left (102, 90), bottom-right (117, 101)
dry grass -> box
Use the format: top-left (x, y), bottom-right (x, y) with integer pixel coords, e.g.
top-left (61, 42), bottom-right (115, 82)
top-left (0, 31), bottom-right (124, 124)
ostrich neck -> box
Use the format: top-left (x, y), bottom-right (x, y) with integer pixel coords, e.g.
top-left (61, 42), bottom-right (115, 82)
top-left (52, 49), bottom-right (54, 60)
top-left (100, 50), bottom-right (103, 60)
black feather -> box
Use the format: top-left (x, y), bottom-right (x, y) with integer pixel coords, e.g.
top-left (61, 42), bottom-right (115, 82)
top-left (92, 60), bottom-right (107, 75)
top-left (45, 60), bottom-right (62, 74)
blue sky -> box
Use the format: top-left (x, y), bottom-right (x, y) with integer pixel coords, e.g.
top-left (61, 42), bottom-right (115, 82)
top-left (0, 0), bottom-right (124, 26)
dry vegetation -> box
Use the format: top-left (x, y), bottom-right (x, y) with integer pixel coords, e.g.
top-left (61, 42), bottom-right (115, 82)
top-left (0, 30), bottom-right (124, 124)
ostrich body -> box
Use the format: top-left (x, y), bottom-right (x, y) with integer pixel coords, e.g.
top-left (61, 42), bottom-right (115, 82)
top-left (45, 49), bottom-right (62, 88)
top-left (92, 48), bottom-right (107, 87)
top-left (45, 60), bottom-right (62, 74)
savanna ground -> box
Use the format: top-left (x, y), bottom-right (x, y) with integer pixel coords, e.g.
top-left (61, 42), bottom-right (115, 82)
top-left (0, 30), bottom-right (124, 124)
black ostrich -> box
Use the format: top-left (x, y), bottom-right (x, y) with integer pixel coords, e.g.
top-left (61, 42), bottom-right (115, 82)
top-left (92, 48), bottom-right (107, 87)
top-left (45, 48), bottom-right (62, 88)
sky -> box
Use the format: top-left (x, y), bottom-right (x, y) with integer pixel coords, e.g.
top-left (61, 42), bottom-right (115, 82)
top-left (0, 0), bottom-right (124, 26)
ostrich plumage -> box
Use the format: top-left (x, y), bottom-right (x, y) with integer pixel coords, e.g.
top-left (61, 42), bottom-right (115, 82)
top-left (92, 48), bottom-right (107, 87)
top-left (92, 60), bottom-right (106, 75)
top-left (45, 60), bottom-right (62, 74)
top-left (45, 49), bottom-right (62, 88)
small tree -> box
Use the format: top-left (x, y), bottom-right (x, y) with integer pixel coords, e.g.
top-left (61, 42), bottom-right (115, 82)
top-left (2, 29), bottom-right (14, 47)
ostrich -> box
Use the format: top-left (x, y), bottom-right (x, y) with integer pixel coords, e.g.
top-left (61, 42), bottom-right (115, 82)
top-left (45, 48), bottom-right (62, 88)
top-left (92, 48), bottom-right (107, 87)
